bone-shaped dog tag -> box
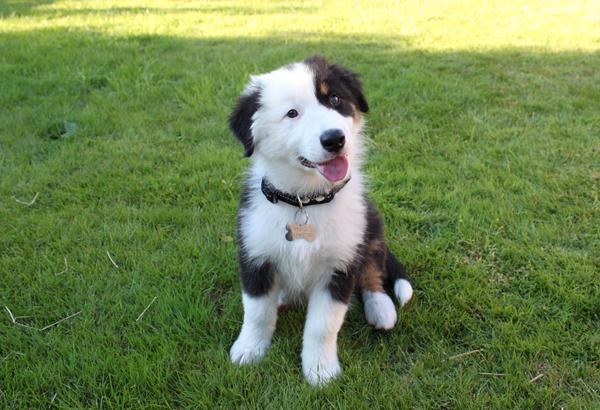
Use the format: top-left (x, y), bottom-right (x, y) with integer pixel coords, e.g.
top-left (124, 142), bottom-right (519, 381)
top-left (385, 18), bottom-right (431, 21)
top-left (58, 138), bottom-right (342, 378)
top-left (285, 223), bottom-right (316, 242)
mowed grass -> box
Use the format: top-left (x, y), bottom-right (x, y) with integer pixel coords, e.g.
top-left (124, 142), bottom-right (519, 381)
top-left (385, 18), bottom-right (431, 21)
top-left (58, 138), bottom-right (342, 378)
top-left (1, 0), bottom-right (599, 407)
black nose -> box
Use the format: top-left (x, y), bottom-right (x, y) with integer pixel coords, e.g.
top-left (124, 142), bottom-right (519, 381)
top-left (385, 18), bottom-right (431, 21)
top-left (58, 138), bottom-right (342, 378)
top-left (320, 129), bottom-right (345, 153)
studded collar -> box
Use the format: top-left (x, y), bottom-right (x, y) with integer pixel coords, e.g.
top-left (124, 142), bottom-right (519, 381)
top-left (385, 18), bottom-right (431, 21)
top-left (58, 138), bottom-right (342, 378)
top-left (260, 177), bottom-right (350, 207)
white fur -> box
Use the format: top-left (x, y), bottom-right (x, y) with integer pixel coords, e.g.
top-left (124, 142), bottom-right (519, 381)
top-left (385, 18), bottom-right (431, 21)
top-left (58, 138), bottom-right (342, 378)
top-left (240, 173), bottom-right (366, 300)
top-left (302, 286), bottom-right (348, 385)
top-left (239, 63), bottom-right (367, 300)
top-left (394, 278), bottom-right (414, 307)
top-left (277, 289), bottom-right (289, 307)
top-left (248, 63), bottom-right (364, 194)
top-left (230, 290), bottom-right (279, 365)
top-left (231, 61), bottom-right (409, 385)
top-left (362, 290), bottom-right (397, 330)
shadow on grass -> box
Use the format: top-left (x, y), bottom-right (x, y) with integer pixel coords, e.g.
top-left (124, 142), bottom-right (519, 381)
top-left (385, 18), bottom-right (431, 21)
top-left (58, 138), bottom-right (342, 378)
top-left (2, 26), bottom-right (599, 125)
top-left (1, 26), bottom-right (598, 269)
top-left (2, 24), bottom-right (598, 316)
top-left (0, 2), bottom-right (312, 17)
top-left (0, 0), bottom-right (54, 16)
top-left (1, 26), bottom-right (598, 186)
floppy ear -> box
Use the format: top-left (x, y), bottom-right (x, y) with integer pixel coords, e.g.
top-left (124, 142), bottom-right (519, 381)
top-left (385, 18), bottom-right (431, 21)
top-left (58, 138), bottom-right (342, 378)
top-left (229, 84), bottom-right (261, 157)
top-left (334, 65), bottom-right (369, 113)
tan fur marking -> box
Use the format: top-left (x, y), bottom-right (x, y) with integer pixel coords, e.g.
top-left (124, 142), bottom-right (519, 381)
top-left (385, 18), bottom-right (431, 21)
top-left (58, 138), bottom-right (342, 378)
top-left (359, 261), bottom-right (385, 292)
top-left (351, 104), bottom-right (362, 126)
top-left (320, 82), bottom-right (329, 95)
top-left (358, 239), bottom-right (385, 292)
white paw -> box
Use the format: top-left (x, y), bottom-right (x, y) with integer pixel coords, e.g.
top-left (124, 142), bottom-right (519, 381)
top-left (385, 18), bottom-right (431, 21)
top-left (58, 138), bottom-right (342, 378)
top-left (394, 279), bottom-right (413, 307)
top-left (230, 334), bottom-right (270, 365)
top-left (302, 352), bottom-right (341, 386)
top-left (363, 290), bottom-right (397, 330)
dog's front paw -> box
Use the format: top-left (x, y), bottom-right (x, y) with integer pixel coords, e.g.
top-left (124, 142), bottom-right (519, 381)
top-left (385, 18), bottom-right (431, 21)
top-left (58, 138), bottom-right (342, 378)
top-left (230, 335), bottom-right (270, 365)
top-left (302, 351), bottom-right (341, 386)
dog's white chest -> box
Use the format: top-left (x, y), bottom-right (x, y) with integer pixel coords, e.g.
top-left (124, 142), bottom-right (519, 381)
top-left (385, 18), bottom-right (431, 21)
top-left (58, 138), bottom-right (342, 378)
top-left (240, 182), bottom-right (366, 294)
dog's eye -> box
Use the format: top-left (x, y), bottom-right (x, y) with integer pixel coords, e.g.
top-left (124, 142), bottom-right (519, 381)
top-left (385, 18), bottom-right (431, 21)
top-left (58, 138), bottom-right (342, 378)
top-left (329, 95), bottom-right (341, 106)
top-left (286, 109), bottom-right (299, 118)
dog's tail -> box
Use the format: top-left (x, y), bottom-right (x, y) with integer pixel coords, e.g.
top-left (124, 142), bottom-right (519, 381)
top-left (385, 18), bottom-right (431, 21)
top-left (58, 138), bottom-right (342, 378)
top-left (385, 246), bottom-right (413, 307)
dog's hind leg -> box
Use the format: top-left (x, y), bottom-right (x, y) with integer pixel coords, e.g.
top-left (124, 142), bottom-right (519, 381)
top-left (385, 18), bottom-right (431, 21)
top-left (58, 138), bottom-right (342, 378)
top-left (384, 246), bottom-right (413, 307)
top-left (359, 241), bottom-right (397, 330)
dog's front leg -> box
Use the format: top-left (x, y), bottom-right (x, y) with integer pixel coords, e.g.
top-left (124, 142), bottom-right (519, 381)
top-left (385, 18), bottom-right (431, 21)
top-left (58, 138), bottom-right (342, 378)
top-left (230, 286), bottom-right (279, 365)
top-left (302, 271), bottom-right (355, 385)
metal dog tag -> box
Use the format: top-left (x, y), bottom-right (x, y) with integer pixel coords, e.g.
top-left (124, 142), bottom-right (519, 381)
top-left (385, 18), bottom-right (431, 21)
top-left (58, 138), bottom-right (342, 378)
top-left (285, 195), bottom-right (316, 242)
top-left (285, 222), bottom-right (316, 242)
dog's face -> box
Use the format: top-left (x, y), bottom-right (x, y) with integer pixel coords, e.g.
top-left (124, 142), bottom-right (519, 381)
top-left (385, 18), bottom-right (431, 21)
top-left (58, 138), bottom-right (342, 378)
top-left (230, 56), bottom-right (368, 183)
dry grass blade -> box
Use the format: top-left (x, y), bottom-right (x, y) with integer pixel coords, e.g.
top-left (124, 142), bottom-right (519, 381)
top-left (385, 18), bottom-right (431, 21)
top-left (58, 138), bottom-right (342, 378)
top-left (449, 348), bottom-right (484, 360)
top-left (136, 296), bottom-right (157, 322)
top-left (14, 322), bottom-right (37, 330)
top-left (578, 378), bottom-right (599, 398)
top-left (55, 257), bottom-right (69, 275)
top-left (4, 306), bottom-right (16, 323)
top-left (5, 306), bottom-right (38, 330)
top-left (13, 192), bottom-right (39, 206)
top-left (529, 373), bottom-right (544, 383)
top-left (106, 251), bottom-right (119, 268)
top-left (2, 351), bottom-right (25, 361)
top-left (479, 372), bottom-right (505, 377)
top-left (40, 310), bottom-right (82, 331)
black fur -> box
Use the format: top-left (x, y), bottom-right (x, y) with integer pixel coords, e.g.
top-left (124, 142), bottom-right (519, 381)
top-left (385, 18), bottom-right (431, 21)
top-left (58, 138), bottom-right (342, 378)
top-left (362, 199), bottom-right (411, 290)
top-left (237, 182), bottom-right (274, 297)
top-left (229, 89), bottom-right (261, 157)
top-left (239, 252), bottom-right (274, 297)
top-left (305, 55), bottom-right (369, 116)
top-left (232, 57), bottom-right (407, 305)
top-left (363, 198), bottom-right (385, 245)
top-left (384, 246), bottom-right (410, 288)
top-left (327, 198), bottom-right (410, 302)
top-left (328, 269), bottom-right (357, 303)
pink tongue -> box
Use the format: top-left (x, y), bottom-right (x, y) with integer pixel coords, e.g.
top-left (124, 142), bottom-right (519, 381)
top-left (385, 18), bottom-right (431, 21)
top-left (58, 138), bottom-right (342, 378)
top-left (316, 156), bottom-right (349, 182)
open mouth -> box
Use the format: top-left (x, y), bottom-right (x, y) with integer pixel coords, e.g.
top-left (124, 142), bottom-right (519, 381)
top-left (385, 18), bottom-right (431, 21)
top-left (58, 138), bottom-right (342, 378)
top-left (298, 155), bottom-right (349, 182)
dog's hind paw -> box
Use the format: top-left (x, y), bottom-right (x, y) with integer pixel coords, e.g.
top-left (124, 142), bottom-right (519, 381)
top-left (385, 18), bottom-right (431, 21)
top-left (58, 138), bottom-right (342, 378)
top-left (363, 290), bottom-right (397, 330)
top-left (394, 279), bottom-right (413, 307)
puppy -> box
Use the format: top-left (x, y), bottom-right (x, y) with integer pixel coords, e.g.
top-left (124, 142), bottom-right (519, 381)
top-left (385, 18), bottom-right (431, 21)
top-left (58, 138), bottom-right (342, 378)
top-left (228, 56), bottom-right (413, 385)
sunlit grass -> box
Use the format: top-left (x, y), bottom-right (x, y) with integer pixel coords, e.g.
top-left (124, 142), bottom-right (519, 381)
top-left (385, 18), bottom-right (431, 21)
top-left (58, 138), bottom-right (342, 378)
top-left (2, 0), bottom-right (600, 50)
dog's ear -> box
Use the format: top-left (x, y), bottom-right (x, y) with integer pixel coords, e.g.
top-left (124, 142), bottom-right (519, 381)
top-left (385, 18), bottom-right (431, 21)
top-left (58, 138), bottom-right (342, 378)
top-left (229, 79), bottom-right (261, 157)
top-left (332, 64), bottom-right (369, 113)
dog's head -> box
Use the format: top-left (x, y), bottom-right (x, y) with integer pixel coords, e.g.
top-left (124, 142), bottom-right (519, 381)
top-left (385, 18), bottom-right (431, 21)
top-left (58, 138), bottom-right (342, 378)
top-left (229, 56), bottom-right (368, 184)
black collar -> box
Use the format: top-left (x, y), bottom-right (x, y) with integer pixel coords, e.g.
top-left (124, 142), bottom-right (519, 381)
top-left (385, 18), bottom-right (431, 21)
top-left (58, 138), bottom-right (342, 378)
top-left (260, 177), bottom-right (350, 207)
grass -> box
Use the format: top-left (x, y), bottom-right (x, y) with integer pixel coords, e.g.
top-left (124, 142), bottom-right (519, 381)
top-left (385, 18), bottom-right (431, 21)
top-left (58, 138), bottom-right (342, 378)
top-left (0, 0), bottom-right (598, 407)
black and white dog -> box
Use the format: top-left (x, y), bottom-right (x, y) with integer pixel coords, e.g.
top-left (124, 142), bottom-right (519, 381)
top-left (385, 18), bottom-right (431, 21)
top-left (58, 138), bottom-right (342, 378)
top-left (228, 56), bottom-right (413, 385)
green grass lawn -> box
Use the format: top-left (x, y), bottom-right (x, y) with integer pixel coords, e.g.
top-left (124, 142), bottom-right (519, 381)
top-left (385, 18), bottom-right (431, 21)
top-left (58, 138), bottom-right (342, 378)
top-left (1, 0), bottom-right (599, 407)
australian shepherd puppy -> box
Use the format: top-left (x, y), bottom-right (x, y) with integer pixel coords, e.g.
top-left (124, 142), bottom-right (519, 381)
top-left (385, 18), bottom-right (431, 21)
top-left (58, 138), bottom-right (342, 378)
top-left (228, 56), bottom-right (413, 385)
